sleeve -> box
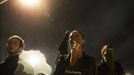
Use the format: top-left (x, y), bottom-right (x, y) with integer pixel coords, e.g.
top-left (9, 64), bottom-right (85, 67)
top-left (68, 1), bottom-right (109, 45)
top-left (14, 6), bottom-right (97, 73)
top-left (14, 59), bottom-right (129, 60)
top-left (54, 56), bottom-right (68, 75)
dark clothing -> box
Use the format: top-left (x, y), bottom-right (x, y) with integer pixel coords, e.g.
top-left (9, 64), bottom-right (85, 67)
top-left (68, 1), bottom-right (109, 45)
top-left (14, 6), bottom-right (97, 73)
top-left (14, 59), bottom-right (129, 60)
top-left (97, 61), bottom-right (125, 75)
top-left (0, 55), bottom-right (19, 75)
top-left (54, 52), bottom-right (96, 75)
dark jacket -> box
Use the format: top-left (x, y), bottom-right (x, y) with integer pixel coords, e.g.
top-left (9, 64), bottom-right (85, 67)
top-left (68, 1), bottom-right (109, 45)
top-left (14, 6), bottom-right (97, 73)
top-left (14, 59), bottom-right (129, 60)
top-left (0, 55), bottom-right (19, 75)
top-left (97, 61), bottom-right (125, 75)
top-left (54, 52), bottom-right (96, 75)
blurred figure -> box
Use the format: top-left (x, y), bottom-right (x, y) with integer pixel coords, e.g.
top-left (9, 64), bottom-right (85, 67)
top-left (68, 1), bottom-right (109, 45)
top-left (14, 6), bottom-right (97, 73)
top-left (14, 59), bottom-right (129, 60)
top-left (54, 30), bottom-right (96, 75)
top-left (97, 44), bottom-right (125, 75)
top-left (0, 35), bottom-right (24, 75)
top-left (0, 35), bottom-right (34, 75)
top-left (55, 30), bottom-right (70, 65)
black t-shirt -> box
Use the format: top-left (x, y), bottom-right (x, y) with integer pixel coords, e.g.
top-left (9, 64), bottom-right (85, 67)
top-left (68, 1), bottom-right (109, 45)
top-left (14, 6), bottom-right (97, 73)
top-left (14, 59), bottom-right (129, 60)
top-left (0, 55), bottom-right (19, 75)
top-left (97, 61), bottom-right (125, 75)
top-left (54, 52), bottom-right (96, 75)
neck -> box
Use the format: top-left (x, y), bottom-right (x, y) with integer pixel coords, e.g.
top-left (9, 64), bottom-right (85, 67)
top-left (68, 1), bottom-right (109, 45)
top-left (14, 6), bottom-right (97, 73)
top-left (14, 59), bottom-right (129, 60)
top-left (9, 53), bottom-right (18, 57)
top-left (70, 48), bottom-right (83, 65)
top-left (102, 59), bottom-right (115, 71)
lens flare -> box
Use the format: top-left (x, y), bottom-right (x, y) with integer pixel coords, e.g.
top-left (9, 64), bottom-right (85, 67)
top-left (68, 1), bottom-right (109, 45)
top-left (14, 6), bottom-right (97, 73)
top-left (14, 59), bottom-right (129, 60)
top-left (18, 0), bottom-right (44, 9)
top-left (19, 0), bottom-right (39, 7)
top-left (28, 54), bottom-right (40, 65)
top-left (19, 50), bottom-right (52, 75)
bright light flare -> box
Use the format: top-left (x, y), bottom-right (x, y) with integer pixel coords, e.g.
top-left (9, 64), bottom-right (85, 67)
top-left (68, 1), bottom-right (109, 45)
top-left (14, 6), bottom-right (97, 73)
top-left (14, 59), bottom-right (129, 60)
top-left (28, 54), bottom-right (40, 65)
top-left (18, 0), bottom-right (43, 8)
top-left (20, 50), bottom-right (52, 75)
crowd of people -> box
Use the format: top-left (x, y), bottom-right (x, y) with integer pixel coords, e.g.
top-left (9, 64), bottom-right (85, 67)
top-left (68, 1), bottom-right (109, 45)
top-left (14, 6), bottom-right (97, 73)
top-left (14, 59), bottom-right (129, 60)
top-left (0, 30), bottom-right (125, 75)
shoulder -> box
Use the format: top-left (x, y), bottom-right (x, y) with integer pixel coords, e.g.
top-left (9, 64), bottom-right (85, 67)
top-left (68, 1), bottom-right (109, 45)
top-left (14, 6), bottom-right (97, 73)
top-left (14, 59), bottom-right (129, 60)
top-left (115, 61), bottom-right (121, 65)
top-left (83, 53), bottom-right (96, 64)
top-left (97, 62), bottom-right (105, 71)
top-left (83, 52), bottom-right (95, 60)
top-left (114, 61), bottom-right (125, 74)
top-left (115, 61), bottom-right (124, 69)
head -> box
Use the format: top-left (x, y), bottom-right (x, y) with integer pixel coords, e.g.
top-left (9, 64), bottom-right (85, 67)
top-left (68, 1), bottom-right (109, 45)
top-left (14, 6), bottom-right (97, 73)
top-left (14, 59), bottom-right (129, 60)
top-left (7, 35), bottom-right (24, 55)
top-left (101, 44), bottom-right (115, 63)
top-left (69, 30), bottom-right (85, 53)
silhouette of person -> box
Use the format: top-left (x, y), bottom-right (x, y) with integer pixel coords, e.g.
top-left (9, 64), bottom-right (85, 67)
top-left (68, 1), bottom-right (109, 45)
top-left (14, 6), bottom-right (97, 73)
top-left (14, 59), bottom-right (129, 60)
top-left (0, 35), bottom-right (24, 75)
top-left (54, 30), bottom-right (96, 75)
top-left (97, 44), bottom-right (125, 75)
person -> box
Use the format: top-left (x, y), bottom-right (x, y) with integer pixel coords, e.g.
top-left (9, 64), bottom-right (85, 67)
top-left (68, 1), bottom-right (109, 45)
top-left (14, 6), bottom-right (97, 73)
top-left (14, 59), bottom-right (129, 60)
top-left (0, 35), bottom-right (24, 75)
top-left (54, 30), bottom-right (96, 75)
top-left (97, 44), bottom-right (125, 75)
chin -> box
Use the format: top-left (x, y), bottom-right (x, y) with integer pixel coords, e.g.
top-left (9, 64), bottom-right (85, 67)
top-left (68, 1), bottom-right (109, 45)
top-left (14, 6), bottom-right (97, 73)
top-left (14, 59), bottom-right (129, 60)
top-left (8, 51), bottom-right (16, 54)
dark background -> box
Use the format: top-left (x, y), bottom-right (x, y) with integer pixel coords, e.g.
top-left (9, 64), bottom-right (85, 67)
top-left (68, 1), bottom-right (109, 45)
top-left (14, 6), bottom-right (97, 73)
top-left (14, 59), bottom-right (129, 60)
top-left (0, 0), bottom-right (134, 74)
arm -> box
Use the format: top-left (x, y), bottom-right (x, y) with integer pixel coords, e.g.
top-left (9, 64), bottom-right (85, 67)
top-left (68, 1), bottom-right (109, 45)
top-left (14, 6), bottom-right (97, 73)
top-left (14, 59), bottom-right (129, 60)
top-left (1, 55), bottom-right (19, 75)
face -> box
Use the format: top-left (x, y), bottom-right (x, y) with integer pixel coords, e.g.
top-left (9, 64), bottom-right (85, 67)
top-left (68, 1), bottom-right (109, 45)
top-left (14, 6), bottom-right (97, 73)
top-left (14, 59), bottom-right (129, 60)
top-left (101, 45), bottom-right (114, 63)
top-left (69, 31), bottom-right (84, 51)
top-left (7, 38), bottom-right (22, 55)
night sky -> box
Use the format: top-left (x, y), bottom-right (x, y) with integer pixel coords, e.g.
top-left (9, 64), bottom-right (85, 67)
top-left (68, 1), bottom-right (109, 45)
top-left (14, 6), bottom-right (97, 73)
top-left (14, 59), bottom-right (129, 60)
top-left (0, 0), bottom-right (134, 74)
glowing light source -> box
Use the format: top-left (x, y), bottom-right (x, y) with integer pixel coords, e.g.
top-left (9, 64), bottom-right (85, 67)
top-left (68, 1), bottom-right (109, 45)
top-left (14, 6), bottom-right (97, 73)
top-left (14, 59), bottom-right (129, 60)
top-left (28, 55), bottom-right (40, 65)
top-left (20, 50), bottom-right (52, 75)
top-left (18, 0), bottom-right (42, 8)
